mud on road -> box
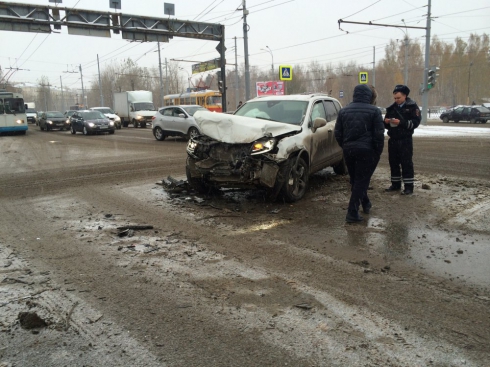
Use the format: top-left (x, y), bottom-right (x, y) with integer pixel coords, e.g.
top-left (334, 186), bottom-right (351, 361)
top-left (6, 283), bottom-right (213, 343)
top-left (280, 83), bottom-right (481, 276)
top-left (0, 126), bottom-right (489, 366)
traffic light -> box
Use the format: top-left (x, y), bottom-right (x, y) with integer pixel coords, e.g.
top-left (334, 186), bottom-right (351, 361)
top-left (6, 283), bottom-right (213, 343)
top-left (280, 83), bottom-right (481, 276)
top-left (218, 80), bottom-right (224, 93)
top-left (427, 66), bottom-right (440, 90)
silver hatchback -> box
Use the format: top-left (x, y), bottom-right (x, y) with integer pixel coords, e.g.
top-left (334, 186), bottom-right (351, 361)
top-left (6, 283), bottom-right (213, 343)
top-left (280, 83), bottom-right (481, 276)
top-left (152, 105), bottom-right (207, 141)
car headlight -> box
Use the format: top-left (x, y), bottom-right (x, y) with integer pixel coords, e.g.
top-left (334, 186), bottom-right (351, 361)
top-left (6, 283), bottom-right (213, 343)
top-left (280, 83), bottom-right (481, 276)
top-left (251, 138), bottom-right (276, 155)
top-left (47, 120), bottom-right (53, 124)
top-left (16, 119), bottom-right (24, 124)
top-left (115, 116), bottom-right (121, 122)
top-left (109, 121), bottom-right (114, 126)
top-left (136, 115), bottom-right (143, 120)
top-left (88, 122), bottom-right (95, 127)
top-left (66, 119), bottom-right (70, 124)
top-left (187, 139), bottom-right (198, 154)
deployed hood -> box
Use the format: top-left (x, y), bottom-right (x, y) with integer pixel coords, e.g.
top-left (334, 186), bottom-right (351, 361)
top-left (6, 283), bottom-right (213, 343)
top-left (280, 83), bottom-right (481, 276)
top-left (194, 110), bottom-right (301, 144)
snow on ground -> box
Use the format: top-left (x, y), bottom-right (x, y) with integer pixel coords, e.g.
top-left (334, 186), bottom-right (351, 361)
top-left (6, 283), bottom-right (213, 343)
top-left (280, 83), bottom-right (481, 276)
top-left (408, 125), bottom-right (490, 138)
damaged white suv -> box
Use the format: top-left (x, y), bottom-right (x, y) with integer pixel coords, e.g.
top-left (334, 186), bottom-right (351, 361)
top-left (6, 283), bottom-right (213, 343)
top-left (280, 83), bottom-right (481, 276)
top-left (186, 94), bottom-right (347, 202)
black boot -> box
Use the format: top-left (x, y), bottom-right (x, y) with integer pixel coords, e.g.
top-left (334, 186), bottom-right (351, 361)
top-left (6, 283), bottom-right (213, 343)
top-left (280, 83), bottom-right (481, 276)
top-left (346, 211), bottom-right (363, 223)
top-left (401, 185), bottom-right (414, 195)
top-left (361, 201), bottom-right (372, 214)
top-left (385, 184), bottom-right (401, 192)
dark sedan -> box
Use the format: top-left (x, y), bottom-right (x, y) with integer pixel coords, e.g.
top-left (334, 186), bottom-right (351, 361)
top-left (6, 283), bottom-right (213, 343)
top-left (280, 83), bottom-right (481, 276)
top-left (70, 110), bottom-right (115, 135)
top-left (38, 111), bottom-right (71, 131)
top-left (440, 105), bottom-right (489, 124)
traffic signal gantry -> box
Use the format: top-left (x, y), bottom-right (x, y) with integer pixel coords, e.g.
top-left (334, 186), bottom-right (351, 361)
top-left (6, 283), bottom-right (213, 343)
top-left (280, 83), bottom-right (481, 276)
top-left (427, 66), bottom-right (440, 90)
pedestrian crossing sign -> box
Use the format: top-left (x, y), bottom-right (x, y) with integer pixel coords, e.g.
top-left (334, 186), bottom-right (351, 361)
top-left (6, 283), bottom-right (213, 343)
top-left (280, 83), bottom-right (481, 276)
top-left (359, 72), bottom-right (368, 84)
top-left (279, 65), bottom-right (293, 81)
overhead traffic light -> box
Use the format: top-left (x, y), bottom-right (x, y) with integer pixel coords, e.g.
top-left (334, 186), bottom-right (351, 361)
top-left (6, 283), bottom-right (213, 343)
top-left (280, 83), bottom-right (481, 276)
top-left (427, 66), bottom-right (440, 90)
top-left (218, 80), bottom-right (224, 93)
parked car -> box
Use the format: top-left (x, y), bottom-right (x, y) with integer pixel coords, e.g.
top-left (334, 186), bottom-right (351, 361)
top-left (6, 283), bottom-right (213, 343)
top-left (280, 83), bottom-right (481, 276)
top-left (26, 108), bottom-right (38, 124)
top-left (186, 94), bottom-right (347, 202)
top-left (151, 105), bottom-right (207, 141)
top-left (69, 110), bottom-right (115, 135)
top-left (440, 105), bottom-right (489, 124)
top-left (90, 107), bottom-right (122, 129)
top-left (38, 111), bottom-right (71, 131)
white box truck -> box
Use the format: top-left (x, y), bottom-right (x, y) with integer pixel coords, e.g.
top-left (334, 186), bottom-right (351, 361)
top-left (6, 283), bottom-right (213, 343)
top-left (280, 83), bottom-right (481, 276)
top-left (113, 91), bottom-right (156, 128)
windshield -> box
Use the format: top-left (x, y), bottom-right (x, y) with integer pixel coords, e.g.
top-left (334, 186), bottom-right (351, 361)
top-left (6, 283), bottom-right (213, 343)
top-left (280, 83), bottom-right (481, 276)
top-left (26, 108), bottom-right (37, 113)
top-left (93, 108), bottom-right (114, 114)
top-left (80, 111), bottom-right (106, 120)
top-left (65, 111), bottom-right (76, 116)
top-left (0, 98), bottom-right (26, 114)
top-left (183, 106), bottom-right (206, 116)
top-left (134, 102), bottom-right (155, 111)
top-left (206, 96), bottom-right (222, 105)
top-left (46, 112), bottom-right (64, 118)
top-left (234, 100), bottom-right (308, 125)
top-left (476, 107), bottom-right (489, 112)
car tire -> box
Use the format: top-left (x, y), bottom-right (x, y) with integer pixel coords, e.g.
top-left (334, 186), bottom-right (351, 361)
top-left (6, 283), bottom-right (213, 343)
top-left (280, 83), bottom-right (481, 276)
top-left (132, 119), bottom-right (139, 128)
top-left (122, 119), bottom-right (128, 128)
top-left (83, 126), bottom-right (89, 135)
top-left (187, 127), bottom-right (199, 140)
top-left (153, 126), bottom-right (166, 141)
top-left (470, 118), bottom-right (477, 124)
top-left (278, 156), bottom-right (309, 203)
top-left (442, 116), bottom-right (449, 123)
top-left (141, 122), bottom-right (147, 128)
top-left (333, 155), bottom-right (348, 175)
top-left (71, 125), bottom-right (76, 134)
top-left (40, 125), bottom-right (45, 131)
top-left (109, 130), bottom-right (115, 134)
top-left (482, 120), bottom-right (487, 124)
top-left (454, 119), bottom-right (459, 123)
top-left (186, 157), bottom-right (211, 194)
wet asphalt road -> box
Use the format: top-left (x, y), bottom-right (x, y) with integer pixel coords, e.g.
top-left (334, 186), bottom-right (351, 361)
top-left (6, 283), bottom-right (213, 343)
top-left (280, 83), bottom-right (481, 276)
top-left (0, 121), bottom-right (489, 366)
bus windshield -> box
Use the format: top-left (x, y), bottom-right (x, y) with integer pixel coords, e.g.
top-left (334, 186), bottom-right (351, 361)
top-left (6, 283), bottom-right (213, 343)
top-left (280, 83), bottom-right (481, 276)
top-left (0, 98), bottom-right (26, 114)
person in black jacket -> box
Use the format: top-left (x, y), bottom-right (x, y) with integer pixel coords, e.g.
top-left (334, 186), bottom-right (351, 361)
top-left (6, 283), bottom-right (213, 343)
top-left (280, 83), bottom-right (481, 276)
top-left (384, 85), bottom-right (421, 195)
top-left (335, 84), bottom-right (385, 223)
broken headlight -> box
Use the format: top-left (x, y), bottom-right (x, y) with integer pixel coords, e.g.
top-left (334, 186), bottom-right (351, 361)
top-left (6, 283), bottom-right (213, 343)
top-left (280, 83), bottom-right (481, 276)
top-left (187, 139), bottom-right (198, 154)
top-left (250, 138), bottom-right (276, 155)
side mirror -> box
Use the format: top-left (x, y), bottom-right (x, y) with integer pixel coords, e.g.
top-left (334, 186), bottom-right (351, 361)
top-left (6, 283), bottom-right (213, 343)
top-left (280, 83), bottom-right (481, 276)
top-left (178, 113), bottom-right (186, 118)
top-left (312, 117), bottom-right (327, 133)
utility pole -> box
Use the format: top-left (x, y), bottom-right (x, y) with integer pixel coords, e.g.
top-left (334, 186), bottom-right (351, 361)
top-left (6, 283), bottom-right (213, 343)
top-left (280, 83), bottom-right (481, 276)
top-left (372, 46), bottom-right (376, 87)
top-left (165, 58), bottom-right (168, 95)
top-left (158, 41), bottom-right (164, 107)
top-left (404, 35), bottom-right (409, 85)
top-left (242, 0), bottom-right (251, 101)
top-left (97, 54), bottom-right (104, 106)
top-left (60, 76), bottom-right (65, 112)
top-left (79, 64), bottom-right (85, 108)
top-left (235, 36), bottom-right (239, 107)
top-left (421, 0), bottom-right (431, 125)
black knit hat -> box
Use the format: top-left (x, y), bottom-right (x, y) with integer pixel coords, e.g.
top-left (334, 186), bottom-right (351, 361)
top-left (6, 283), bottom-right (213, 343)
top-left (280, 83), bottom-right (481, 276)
top-left (393, 84), bottom-right (410, 96)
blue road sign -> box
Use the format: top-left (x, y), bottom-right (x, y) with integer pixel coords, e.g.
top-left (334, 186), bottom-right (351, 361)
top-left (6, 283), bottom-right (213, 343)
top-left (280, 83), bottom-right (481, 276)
top-left (279, 65), bottom-right (293, 81)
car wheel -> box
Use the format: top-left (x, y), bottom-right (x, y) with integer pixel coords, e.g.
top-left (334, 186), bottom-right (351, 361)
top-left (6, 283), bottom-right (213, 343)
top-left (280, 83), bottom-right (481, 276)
top-left (482, 120), bottom-right (487, 124)
top-left (132, 119), bottom-right (139, 128)
top-left (454, 119), bottom-right (459, 123)
top-left (40, 125), bottom-right (45, 131)
top-left (83, 126), bottom-right (89, 135)
top-left (141, 122), bottom-right (147, 128)
top-left (279, 156), bottom-right (309, 202)
top-left (153, 126), bottom-right (166, 141)
top-left (470, 118), bottom-right (477, 124)
top-left (333, 155), bottom-right (348, 175)
top-left (442, 116), bottom-right (449, 123)
top-left (187, 127), bottom-right (199, 140)
top-left (71, 125), bottom-right (76, 134)
top-left (186, 157), bottom-right (211, 194)
top-left (109, 130), bottom-right (115, 134)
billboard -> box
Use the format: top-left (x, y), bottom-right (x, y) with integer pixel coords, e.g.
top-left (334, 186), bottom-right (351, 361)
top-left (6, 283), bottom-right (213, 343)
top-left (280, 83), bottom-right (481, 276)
top-left (256, 81), bottom-right (285, 97)
top-left (191, 59), bottom-right (220, 74)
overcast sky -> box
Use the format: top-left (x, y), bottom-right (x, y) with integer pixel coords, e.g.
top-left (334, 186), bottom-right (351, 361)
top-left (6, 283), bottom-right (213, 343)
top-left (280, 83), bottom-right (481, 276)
top-left (1, 0), bottom-right (489, 91)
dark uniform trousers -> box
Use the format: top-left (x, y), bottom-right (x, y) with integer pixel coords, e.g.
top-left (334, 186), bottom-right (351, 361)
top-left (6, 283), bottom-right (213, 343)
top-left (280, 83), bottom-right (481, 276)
top-left (343, 147), bottom-right (379, 213)
top-left (388, 137), bottom-right (414, 189)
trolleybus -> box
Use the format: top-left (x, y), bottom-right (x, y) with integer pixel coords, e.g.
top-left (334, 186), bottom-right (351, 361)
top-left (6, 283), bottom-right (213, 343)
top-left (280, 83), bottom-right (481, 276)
top-left (0, 89), bottom-right (28, 135)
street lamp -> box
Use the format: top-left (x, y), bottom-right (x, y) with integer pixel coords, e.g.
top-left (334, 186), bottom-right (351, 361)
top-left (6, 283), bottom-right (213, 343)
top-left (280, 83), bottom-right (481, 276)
top-left (261, 46), bottom-right (274, 79)
top-left (179, 67), bottom-right (191, 91)
top-left (467, 62), bottom-right (473, 105)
